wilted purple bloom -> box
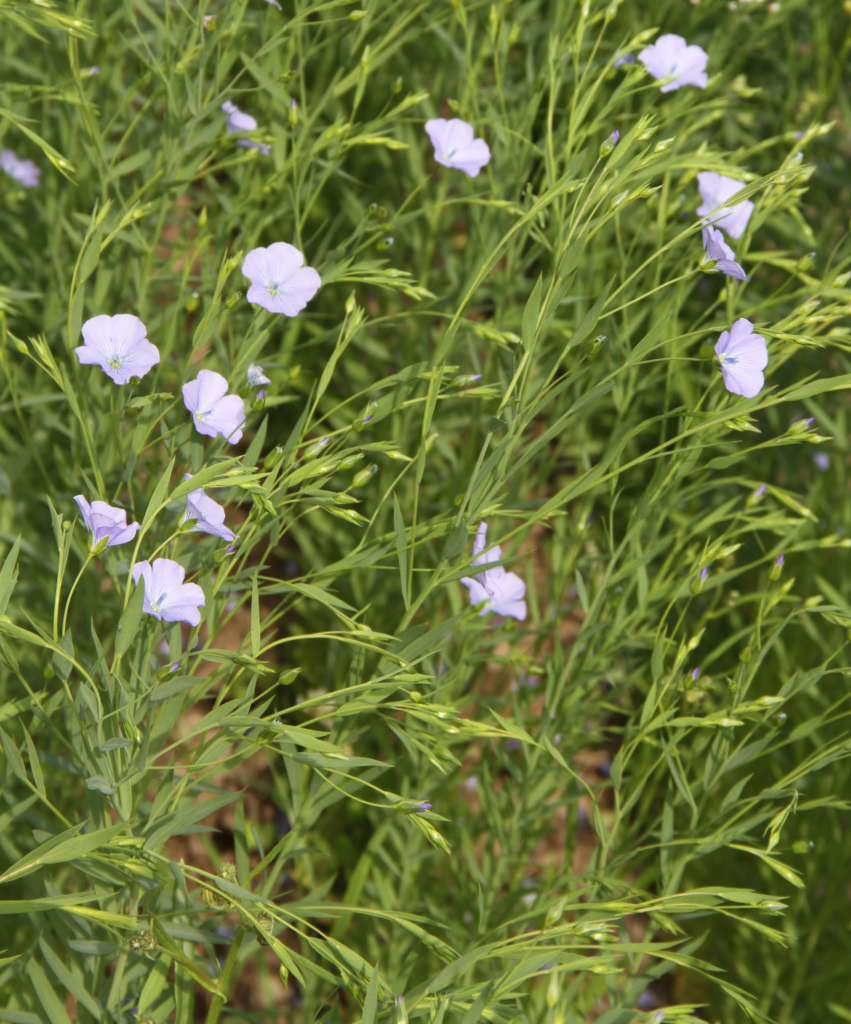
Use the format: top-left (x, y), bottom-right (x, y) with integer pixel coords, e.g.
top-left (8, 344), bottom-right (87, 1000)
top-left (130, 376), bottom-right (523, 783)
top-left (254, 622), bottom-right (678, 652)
top-left (76, 314), bottom-right (160, 384)
top-left (715, 318), bottom-right (768, 399)
top-left (638, 34), bottom-right (708, 92)
top-left (613, 52), bottom-right (635, 68)
top-left (813, 452), bottom-right (830, 471)
top-left (1, 148), bottom-right (40, 188)
top-left (700, 567), bottom-right (708, 584)
top-left (691, 667), bottom-right (700, 681)
top-left (221, 101), bottom-right (270, 155)
top-left (697, 172), bottom-right (754, 240)
top-left (182, 369), bottom-right (246, 444)
top-left (242, 243), bottom-right (321, 316)
top-left (702, 226), bottom-right (749, 282)
top-left (132, 558), bottom-right (206, 626)
top-left (74, 495), bottom-right (140, 551)
top-left (182, 475), bottom-right (238, 542)
top-left (247, 363), bottom-right (271, 386)
top-left (461, 522), bottom-right (527, 621)
top-left (425, 118), bottom-right (491, 178)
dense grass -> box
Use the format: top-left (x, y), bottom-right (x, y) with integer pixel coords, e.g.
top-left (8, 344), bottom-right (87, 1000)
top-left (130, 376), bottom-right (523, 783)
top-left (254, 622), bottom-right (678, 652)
top-left (1, 1), bottom-right (850, 1023)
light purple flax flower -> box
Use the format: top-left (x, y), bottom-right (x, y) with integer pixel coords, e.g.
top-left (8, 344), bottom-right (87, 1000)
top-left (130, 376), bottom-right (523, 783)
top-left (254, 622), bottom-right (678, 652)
top-left (715, 318), bottom-right (768, 399)
top-left (812, 452), bottom-right (830, 471)
top-left (132, 558), bottom-right (206, 626)
top-left (76, 314), bottom-right (160, 384)
top-left (425, 118), bottom-right (491, 178)
top-left (221, 101), bottom-right (270, 155)
top-left (461, 522), bottom-right (527, 621)
top-left (701, 226), bottom-right (749, 282)
top-left (182, 369), bottom-right (246, 444)
top-left (1, 148), bottom-right (40, 188)
top-left (638, 34), bottom-right (708, 92)
top-left (242, 243), bottom-right (321, 316)
top-left (74, 496), bottom-right (140, 552)
top-left (182, 475), bottom-right (238, 542)
top-left (697, 172), bottom-right (754, 240)
top-left (247, 363), bottom-right (271, 386)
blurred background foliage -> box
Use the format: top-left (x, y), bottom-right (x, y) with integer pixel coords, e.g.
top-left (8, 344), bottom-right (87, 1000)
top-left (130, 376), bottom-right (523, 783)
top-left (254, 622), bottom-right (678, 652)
top-left (0, 1), bottom-right (850, 1023)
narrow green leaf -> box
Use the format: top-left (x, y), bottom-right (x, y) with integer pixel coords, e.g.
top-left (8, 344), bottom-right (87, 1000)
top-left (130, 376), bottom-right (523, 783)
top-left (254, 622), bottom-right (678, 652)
top-left (115, 579), bottom-right (146, 657)
top-left (393, 495), bottom-right (409, 607)
top-left (27, 959), bottom-right (73, 1024)
top-left (521, 275), bottom-right (543, 353)
top-left (141, 456), bottom-right (176, 530)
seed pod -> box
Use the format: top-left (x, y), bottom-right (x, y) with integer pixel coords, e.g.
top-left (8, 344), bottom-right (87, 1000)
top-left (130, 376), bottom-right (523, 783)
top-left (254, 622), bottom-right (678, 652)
top-left (255, 910), bottom-right (274, 945)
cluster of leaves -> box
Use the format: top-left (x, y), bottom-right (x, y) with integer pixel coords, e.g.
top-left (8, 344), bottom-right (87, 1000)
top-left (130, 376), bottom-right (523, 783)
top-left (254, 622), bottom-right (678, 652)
top-left (0, 1), bottom-right (850, 1024)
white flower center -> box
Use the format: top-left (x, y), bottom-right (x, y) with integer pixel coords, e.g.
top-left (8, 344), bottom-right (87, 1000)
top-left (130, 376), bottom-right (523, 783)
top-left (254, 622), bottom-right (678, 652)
top-left (719, 353), bottom-right (737, 366)
top-left (108, 354), bottom-right (123, 369)
top-left (267, 282), bottom-right (281, 296)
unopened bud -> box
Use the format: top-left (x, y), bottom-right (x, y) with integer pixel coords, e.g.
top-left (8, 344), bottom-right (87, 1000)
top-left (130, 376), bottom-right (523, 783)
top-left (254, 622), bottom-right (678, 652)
top-left (303, 437), bottom-right (330, 460)
top-left (690, 566), bottom-right (708, 595)
top-left (600, 129), bottom-right (619, 157)
top-left (338, 453), bottom-right (364, 471)
top-left (352, 463), bottom-right (378, 487)
top-left (225, 291), bottom-right (242, 308)
top-left (289, 99), bottom-right (299, 127)
top-left (185, 291), bottom-right (200, 312)
top-left (769, 554), bottom-right (784, 580)
top-left (198, 206), bottom-right (208, 228)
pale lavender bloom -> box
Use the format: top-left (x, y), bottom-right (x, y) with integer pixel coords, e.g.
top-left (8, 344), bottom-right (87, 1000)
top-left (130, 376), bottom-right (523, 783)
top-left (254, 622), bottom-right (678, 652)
top-left (461, 522), bottom-right (527, 621)
top-left (247, 363), bottom-right (271, 386)
top-left (182, 369), bottom-right (246, 444)
top-left (425, 118), bottom-right (491, 178)
top-left (75, 314), bottom-right (160, 384)
top-left (132, 558), bottom-right (206, 626)
top-left (715, 319), bottom-right (768, 399)
top-left (613, 52), bottom-right (635, 68)
top-left (221, 101), bottom-right (270, 155)
top-left (242, 243), bottom-right (321, 316)
top-left (702, 226), bottom-right (749, 282)
top-left (638, 34), bottom-right (708, 92)
top-left (1, 148), bottom-right (41, 188)
top-left (697, 172), bottom-right (754, 240)
top-left (813, 452), bottom-right (830, 471)
top-left (74, 495), bottom-right (140, 550)
top-left (182, 474), bottom-right (238, 542)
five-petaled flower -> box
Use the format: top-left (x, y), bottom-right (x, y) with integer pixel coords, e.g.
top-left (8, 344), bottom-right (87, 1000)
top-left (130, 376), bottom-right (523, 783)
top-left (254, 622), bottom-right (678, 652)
top-left (638, 34), bottom-right (708, 92)
top-left (182, 369), bottom-right (246, 444)
top-left (242, 243), bottom-right (321, 316)
top-left (182, 475), bottom-right (239, 542)
top-left (701, 226), bottom-right (749, 282)
top-left (132, 558), bottom-right (206, 626)
top-left (425, 118), bottom-right (491, 178)
top-left (715, 318), bottom-right (768, 399)
top-left (247, 363), bottom-right (271, 386)
top-left (76, 314), bottom-right (160, 384)
top-left (460, 522), bottom-right (527, 621)
top-left (221, 101), bottom-right (270, 155)
top-left (1, 148), bottom-right (41, 188)
top-left (697, 172), bottom-right (754, 239)
top-left (74, 496), bottom-right (140, 552)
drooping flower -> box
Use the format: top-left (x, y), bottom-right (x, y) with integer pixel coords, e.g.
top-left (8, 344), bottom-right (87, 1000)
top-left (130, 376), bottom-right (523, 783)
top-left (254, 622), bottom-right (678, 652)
top-left (425, 118), bottom-right (491, 178)
top-left (460, 522), bottom-right (527, 621)
top-left (265, 0), bottom-right (282, 8)
top-left (132, 558), bottom-right (206, 626)
top-left (221, 101), bottom-right (270, 155)
top-left (74, 496), bottom-right (140, 552)
top-left (247, 363), bottom-right (271, 386)
top-left (715, 318), bottom-right (768, 399)
top-left (241, 243), bottom-right (321, 316)
top-left (182, 369), bottom-right (246, 444)
top-left (696, 172), bottom-right (754, 240)
top-left (701, 226), bottom-right (749, 282)
top-left (0, 148), bottom-right (40, 188)
top-left (182, 475), bottom-right (238, 542)
top-left (75, 314), bottom-right (160, 384)
top-left (613, 52), bottom-right (635, 68)
top-left (638, 34), bottom-right (709, 92)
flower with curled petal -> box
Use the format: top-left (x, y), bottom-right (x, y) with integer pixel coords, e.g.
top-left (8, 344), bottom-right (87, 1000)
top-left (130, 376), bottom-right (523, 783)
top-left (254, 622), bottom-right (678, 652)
top-left (75, 314), bottom-right (160, 385)
top-left (74, 496), bottom-right (140, 552)
top-left (460, 522), bottom-right (527, 621)
top-left (247, 363), bottom-right (271, 386)
top-left (715, 318), bottom-right (768, 399)
top-left (242, 243), bottom-right (321, 316)
top-left (182, 475), bottom-right (238, 543)
top-left (697, 172), bottom-right (754, 240)
top-left (638, 34), bottom-right (708, 92)
top-left (221, 101), bottom-right (270, 155)
top-left (182, 369), bottom-right (245, 444)
top-left (132, 558), bottom-right (206, 627)
top-left (701, 226), bottom-right (749, 282)
top-left (425, 118), bottom-right (491, 178)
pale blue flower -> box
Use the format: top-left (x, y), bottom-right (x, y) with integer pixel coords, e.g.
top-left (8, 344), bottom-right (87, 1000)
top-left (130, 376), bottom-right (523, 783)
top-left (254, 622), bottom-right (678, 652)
top-left (242, 243), bottom-right (321, 316)
top-left (247, 363), bottom-right (271, 386)
top-left (132, 558), bottom-right (206, 626)
top-left (1, 148), bottom-right (40, 188)
top-left (715, 318), bottom-right (768, 398)
top-left (221, 101), bottom-right (270, 155)
top-left (702, 226), bottom-right (749, 281)
top-left (182, 369), bottom-right (246, 444)
top-left (182, 475), bottom-right (238, 542)
top-left (639, 34), bottom-right (708, 92)
top-left (76, 314), bottom-right (160, 384)
top-left (425, 118), bottom-right (491, 178)
top-left (461, 522), bottom-right (527, 621)
top-left (697, 173), bottom-right (754, 240)
top-left (74, 495), bottom-right (140, 552)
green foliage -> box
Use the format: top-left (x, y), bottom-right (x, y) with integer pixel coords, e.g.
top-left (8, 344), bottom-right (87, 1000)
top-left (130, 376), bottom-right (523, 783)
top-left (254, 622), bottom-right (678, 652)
top-left (0, 1), bottom-right (850, 1023)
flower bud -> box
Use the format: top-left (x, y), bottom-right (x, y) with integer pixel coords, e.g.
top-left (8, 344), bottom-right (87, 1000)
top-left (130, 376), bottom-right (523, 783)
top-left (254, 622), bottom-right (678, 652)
top-left (256, 910), bottom-right (274, 945)
top-left (338, 452), bottom-right (364, 471)
top-left (89, 535), bottom-right (110, 555)
top-left (769, 554), bottom-right (784, 580)
top-left (264, 446), bottom-right (284, 470)
top-left (157, 661), bottom-right (181, 681)
top-left (345, 292), bottom-right (358, 315)
top-left (587, 334), bottom-right (606, 356)
top-left (279, 964), bottom-right (289, 987)
top-left (288, 99), bottom-right (298, 127)
top-left (129, 376), bottom-right (141, 386)
top-left (352, 464), bottom-right (378, 487)
top-left (288, 364), bottom-right (301, 380)
top-left (178, 516), bottom-right (199, 534)
top-left (348, 8), bottom-right (368, 19)
top-left (225, 291), bottom-right (242, 309)
top-left (787, 417), bottom-right (814, 436)
top-left (690, 566), bottom-right (708, 595)
top-left (392, 76), bottom-right (403, 93)
top-left (198, 205), bottom-right (208, 228)
top-left (600, 129), bottom-right (619, 157)
top-left (303, 437), bottom-right (330, 460)
top-left (739, 646), bottom-right (751, 663)
top-left (185, 291), bottom-right (200, 312)
top-left (376, 236), bottom-right (394, 251)
top-left (352, 402), bottom-right (377, 432)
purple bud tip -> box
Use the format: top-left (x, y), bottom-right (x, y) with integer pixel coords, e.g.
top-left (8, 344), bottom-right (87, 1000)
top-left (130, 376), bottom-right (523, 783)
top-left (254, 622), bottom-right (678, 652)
top-left (691, 667), bottom-right (700, 681)
top-left (416, 802), bottom-right (432, 813)
top-left (257, 389), bottom-right (265, 401)
top-left (793, 132), bottom-right (804, 139)
top-left (755, 484), bottom-right (767, 497)
top-left (700, 567), bottom-right (708, 582)
top-left (471, 374), bottom-right (482, 382)
top-left (805, 417), bottom-right (814, 427)
top-left (613, 53), bottom-right (635, 68)
top-left (227, 545), bottom-right (236, 554)
top-left (171, 661), bottom-right (181, 672)
top-left (91, 67), bottom-right (100, 75)
top-left (396, 997), bottom-right (402, 1006)
top-left (363, 414), bottom-right (372, 423)
top-left (291, 99), bottom-right (297, 109)
top-left (775, 554), bottom-right (784, 567)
